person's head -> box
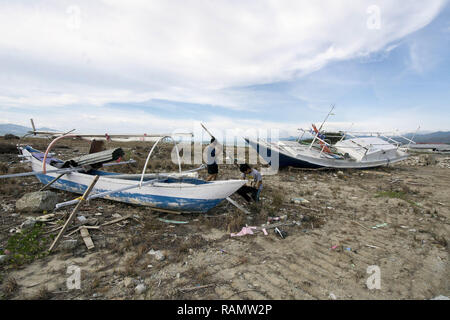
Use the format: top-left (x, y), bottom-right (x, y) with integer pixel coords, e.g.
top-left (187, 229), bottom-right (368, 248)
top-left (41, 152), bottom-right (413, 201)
top-left (239, 163), bottom-right (252, 174)
top-left (210, 137), bottom-right (216, 144)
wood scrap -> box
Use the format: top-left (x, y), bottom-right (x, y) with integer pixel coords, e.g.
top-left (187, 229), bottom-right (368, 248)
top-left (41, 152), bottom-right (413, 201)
top-left (100, 214), bottom-right (133, 227)
top-left (157, 218), bottom-right (188, 224)
top-left (178, 284), bottom-right (215, 292)
top-left (361, 170), bottom-right (392, 176)
top-left (66, 226), bottom-right (100, 237)
top-left (149, 207), bottom-right (183, 215)
top-left (351, 220), bottom-right (370, 231)
top-left (80, 227), bottom-right (95, 250)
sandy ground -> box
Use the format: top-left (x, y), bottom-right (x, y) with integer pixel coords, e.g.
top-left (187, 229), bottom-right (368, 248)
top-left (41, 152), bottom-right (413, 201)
top-left (0, 137), bottom-right (449, 300)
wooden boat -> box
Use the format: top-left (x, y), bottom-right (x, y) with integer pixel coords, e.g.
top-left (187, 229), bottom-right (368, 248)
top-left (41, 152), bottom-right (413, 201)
top-left (19, 146), bottom-right (246, 213)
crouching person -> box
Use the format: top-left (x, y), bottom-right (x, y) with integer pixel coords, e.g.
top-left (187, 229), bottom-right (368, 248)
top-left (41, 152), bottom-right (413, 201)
top-left (237, 163), bottom-right (262, 202)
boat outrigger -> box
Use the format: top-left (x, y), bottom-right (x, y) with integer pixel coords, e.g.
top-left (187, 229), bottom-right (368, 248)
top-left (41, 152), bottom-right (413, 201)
top-left (245, 106), bottom-right (415, 169)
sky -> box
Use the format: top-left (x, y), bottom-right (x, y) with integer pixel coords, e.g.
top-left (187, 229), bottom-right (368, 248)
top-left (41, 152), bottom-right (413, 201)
top-left (0, 0), bottom-right (449, 141)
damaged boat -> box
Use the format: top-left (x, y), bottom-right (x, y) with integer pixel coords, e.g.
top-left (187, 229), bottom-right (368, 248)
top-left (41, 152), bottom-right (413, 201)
top-left (16, 145), bottom-right (245, 213)
top-left (245, 134), bottom-right (410, 169)
top-left (245, 106), bottom-right (413, 169)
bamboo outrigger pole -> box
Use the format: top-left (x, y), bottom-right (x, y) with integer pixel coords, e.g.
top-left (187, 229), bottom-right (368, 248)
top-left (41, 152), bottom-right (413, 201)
top-left (48, 175), bottom-right (100, 252)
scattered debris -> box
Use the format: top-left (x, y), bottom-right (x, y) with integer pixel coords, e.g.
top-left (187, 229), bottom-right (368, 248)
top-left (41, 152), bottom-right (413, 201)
top-left (0, 254), bottom-right (9, 264)
top-left (351, 220), bottom-right (370, 231)
top-left (431, 295), bottom-right (450, 300)
top-left (371, 223), bottom-right (388, 229)
top-left (123, 277), bottom-right (134, 288)
top-left (20, 218), bottom-right (37, 230)
top-left (80, 227), bottom-right (95, 250)
top-left (60, 239), bottom-right (78, 251)
top-left (226, 197), bottom-right (250, 214)
top-left (100, 214), bottom-right (133, 227)
top-left (157, 218), bottom-right (188, 224)
top-left (274, 227), bottom-right (287, 239)
top-left (230, 226), bottom-right (257, 237)
top-left (48, 176), bottom-right (99, 252)
top-left (77, 216), bottom-right (87, 223)
top-left (135, 284), bottom-right (147, 295)
top-left (148, 249), bottom-right (165, 261)
top-left (291, 197), bottom-right (310, 204)
top-left (178, 284), bottom-right (215, 293)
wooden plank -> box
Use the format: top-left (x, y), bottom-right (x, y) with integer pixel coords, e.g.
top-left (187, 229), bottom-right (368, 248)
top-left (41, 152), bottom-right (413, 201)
top-left (149, 207), bottom-right (183, 215)
top-left (178, 284), bottom-right (215, 292)
top-left (80, 227), bottom-right (95, 250)
top-left (66, 226), bottom-right (100, 237)
top-left (48, 175), bottom-right (99, 252)
top-left (226, 197), bottom-right (250, 215)
top-left (100, 214), bottom-right (133, 227)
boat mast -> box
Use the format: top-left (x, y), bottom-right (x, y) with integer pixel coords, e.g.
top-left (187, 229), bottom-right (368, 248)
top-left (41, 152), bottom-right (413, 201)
top-left (309, 104), bottom-right (335, 150)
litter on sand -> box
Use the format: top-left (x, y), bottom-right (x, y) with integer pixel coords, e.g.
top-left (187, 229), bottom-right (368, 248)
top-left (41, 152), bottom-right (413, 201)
top-left (371, 223), bottom-right (388, 229)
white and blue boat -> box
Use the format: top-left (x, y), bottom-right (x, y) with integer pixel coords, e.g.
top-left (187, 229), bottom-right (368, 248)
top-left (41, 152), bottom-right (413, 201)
top-left (245, 133), bottom-right (411, 169)
top-left (19, 146), bottom-right (246, 213)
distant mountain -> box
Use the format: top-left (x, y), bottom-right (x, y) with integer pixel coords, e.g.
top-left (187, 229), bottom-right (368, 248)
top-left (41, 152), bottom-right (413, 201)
top-left (397, 131), bottom-right (450, 144)
top-left (280, 131), bottom-right (450, 144)
top-left (0, 123), bottom-right (56, 136)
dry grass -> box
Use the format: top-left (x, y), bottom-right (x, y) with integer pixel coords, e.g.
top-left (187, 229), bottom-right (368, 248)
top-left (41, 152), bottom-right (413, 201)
top-left (271, 189), bottom-right (285, 210)
top-left (2, 277), bottom-right (18, 298)
top-left (31, 285), bottom-right (52, 300)
top-left (171, 234), bottom-right (208, 262)
top-left (225, 212), bottom-right (246, 233)
top-left (0, 163), bottom-right (8, 174)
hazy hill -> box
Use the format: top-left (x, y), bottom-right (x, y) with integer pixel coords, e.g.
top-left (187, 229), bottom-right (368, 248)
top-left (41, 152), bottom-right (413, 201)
top-left (0, 123), bottom-right (56, 136)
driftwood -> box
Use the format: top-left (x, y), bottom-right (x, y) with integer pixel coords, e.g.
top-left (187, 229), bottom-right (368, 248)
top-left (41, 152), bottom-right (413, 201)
top-left (178, 284), bottom-right (215, 292)
top-left (66, 225), bottom-right (100, 237)
top-left (351, 220), bottom-right (370, 231)
top-left (100, 214), bottom-right (133, 227)
top-left (48, 175), bottom-right (99, 252)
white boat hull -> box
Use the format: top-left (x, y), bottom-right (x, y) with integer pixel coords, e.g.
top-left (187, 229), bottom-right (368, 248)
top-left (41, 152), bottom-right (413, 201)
top-left (22, 147), bottom-right (245, 213)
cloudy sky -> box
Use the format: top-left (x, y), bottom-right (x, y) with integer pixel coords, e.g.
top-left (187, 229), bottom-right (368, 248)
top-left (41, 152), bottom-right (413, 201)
top-left (0, 0), bottom-right (449, 140)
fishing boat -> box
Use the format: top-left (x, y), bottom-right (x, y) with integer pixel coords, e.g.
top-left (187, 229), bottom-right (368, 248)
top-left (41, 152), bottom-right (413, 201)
top-left (245, 135), bottom-right (410, 169)
top-left (245, 106), bottom-right (414, 169)
top-left (17, 145), bottom-right (245, 213)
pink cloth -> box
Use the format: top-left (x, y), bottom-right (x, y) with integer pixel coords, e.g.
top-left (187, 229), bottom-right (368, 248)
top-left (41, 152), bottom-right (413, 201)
top-left (230, 226), bottom-right (257, 237)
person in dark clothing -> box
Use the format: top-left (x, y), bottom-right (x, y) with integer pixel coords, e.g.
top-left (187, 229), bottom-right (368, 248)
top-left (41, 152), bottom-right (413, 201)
top-left (206, 138), bottom-right (218, 181)
top-left (236, 163), bottom-right (263, 202)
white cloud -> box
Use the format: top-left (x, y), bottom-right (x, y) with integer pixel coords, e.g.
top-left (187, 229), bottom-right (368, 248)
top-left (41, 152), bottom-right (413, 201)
top-left (0, 0), bottom-right (449, 137)
top-left (0, 0), bottom-right (447, 110)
